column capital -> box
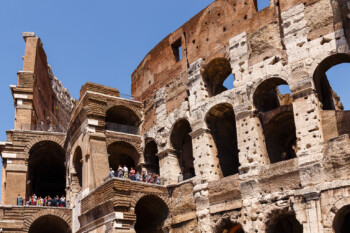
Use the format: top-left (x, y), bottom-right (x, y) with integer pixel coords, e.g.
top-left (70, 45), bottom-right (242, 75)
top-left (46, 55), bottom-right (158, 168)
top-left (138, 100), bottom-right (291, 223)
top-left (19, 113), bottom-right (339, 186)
top-left (156, 148), bottom-right (178, 158)
top-left (189, 127), bottom-right (210, 138)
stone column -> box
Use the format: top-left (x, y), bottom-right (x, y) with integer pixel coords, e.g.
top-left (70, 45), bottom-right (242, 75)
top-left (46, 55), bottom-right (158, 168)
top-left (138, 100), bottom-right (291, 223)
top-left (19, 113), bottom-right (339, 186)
top-left (187, 58), bottom-right (209, 107)
top-left (88, 133), bottom-right (109, 189)
top-left (157, 149), bottom-right (182, 185)
top-left (189, 126), bottom-right (222, 181)
top-left (303, 192), bottom-right (324, 233)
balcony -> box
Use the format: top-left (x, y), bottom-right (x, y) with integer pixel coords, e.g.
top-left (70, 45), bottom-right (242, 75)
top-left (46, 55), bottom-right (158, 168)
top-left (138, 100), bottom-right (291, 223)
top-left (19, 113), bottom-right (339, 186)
top-left (105, 122), bottom-right (139, 135)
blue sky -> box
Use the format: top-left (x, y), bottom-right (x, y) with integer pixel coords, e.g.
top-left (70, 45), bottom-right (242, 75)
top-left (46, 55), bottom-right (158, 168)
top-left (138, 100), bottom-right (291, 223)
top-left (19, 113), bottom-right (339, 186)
top-left (0, 0), bottom-right (349, 200)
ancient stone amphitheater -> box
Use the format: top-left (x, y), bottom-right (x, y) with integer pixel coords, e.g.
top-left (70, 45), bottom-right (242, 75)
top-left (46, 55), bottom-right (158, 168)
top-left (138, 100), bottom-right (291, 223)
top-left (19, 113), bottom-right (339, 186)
top-left (0, 0), bottom-right (350, 232)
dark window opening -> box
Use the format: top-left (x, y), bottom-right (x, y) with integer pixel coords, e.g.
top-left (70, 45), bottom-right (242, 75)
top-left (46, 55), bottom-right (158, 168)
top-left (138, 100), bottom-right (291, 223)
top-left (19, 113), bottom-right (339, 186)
top-left (172, 39), bottom-right (182, 62)
top-left (253, 78), bottom-right (297, 163)
top-left (107, 141), bottom-right (139, 173)
top-left (73, 147), bottom-right (83, 189)
top-left (203, 58), bottom-right (233, 97)
top-left (333, 205), bottom-right (350, 233)
top-left (266, 212), bottom-right (303, 233)
top-left (144, 140), bottom-right (159, 175)
top-left (105, 106), bottom-right (140, 134)
top-left (135, 195), bottom-right (169, 233)
top-left (28, 215), bottom-right (71, 233)
top-left (206, 103), bottom-right (239, 177)
top-left (28, 141), bottom-right (66, 198)
top-left (219, 223), bottom-right (244, 233)
top-left (170, 119), bottom-right (195, 181)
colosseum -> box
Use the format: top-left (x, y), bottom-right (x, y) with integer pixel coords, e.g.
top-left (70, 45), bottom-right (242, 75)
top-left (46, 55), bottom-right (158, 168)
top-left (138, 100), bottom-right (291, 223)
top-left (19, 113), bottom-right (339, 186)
top-left (0, 0), bottom-right (350, 232)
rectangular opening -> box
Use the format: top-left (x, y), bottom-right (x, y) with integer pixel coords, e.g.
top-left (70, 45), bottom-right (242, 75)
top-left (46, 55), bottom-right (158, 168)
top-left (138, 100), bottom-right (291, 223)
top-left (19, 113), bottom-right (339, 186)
top-left (256, 0), bottom-right (270, 11)
top-left (172, 38), bottom-right (182, 62)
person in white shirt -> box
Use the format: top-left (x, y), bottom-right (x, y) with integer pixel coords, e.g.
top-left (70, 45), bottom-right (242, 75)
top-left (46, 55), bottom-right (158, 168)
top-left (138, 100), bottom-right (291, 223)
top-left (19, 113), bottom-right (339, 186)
top-left (123, 165), bottom-right (129, 179)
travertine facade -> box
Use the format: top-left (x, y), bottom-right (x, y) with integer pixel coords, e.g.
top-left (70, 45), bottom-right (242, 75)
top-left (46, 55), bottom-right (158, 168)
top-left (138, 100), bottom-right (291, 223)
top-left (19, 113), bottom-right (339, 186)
top-left (0, 0), bottom-right (350, 232)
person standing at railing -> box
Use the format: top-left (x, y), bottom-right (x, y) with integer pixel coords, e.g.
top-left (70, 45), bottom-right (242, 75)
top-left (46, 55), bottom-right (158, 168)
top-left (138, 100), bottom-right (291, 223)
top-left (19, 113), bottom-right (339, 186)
top-left (123, 165), bottom-right (129, 179)
top-left (17, 194), bottom-right (23, 206)
top-left (130, 167), bottom-right (136, 180)
top-left (118, 165), bottom-right (123, 178)
top-left (135, 171), bottom-right (140, 181)
top-left (109, 168), bottom-right (115, 178)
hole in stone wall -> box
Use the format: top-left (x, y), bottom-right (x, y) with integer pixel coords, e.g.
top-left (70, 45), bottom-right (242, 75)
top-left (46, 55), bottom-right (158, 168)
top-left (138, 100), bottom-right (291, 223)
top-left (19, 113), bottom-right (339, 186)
top-left (135, 195), bottom-right (169, 233)
top-left (144, 140), bottom-right (160, 175)
top-left (206, 103), bottom-right (239, 177)
top-left (253, 78), bottom-right (297, 163)
top-left (172, 38), bottom-right (182, 62)
top-left (170, 119), bottom-right (195, 181)
top-left (28, 215), bottom-right (71, 233)
top-left (28, 141), bottom-right (66, 198)
top-left (219, 223), bottom-right (244, 233)
top-left (203, 57), bottom-right (233, 97)
top-left (107, 142), bottom-right (139, 173)
top-left (256, 0), bottom-right (270, 11)
top-left (333, 205), bottom-right (350, 233)
top-left (266, 211), bottom-right (303, 233)
top-left (73, 146), bottom-right (83, 189)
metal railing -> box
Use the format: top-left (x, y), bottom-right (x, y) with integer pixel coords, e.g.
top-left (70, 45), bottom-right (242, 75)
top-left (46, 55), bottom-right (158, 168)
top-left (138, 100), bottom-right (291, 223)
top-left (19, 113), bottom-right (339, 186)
top-left (105, 122), bottom-right (139, 135)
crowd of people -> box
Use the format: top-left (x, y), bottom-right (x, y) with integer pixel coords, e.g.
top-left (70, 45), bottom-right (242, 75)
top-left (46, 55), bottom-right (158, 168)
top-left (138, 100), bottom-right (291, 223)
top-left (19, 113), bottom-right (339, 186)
top-left (17, 194), bottom-right (66, 207)
top-left (109, 165), bottom-right (161, 185)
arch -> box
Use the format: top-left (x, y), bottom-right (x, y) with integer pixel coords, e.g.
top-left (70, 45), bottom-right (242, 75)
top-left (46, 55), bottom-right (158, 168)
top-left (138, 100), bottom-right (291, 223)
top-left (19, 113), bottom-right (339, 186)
top-left (24, 209), bottom-right (71, 232)
top-left (253, 77), bottom-right (297, 163)
top-left (203, 57), bottom-right (233, 97)
top-left (266, 210), bottom-right (303, 233)
top-left (28, 215), bottom-right (71, 233)
top-left (72, 146), bottom-right (83, 189)
top-left (313, 53), bottom-right (350, 110)
top-left (105, 105), bottom-right (141, 134)
top-left (28, 140), bottom-right (66, 197)
top-left (333, 205), bottom-right (350, 233)
top-left (218, 224), bottom-right (244, 233)
top-left (134, 194), bottom-right (169, 233)
top-left (144, 139), bottom-right (159, 174)
top-left (25, 135), bottom-right (65, 154)
top-left (205, 103), bottom-right (239, 177)
top-left (170, 119), bottom-right (195, 180)
top-left (107, 141), bottom-right (140, 172)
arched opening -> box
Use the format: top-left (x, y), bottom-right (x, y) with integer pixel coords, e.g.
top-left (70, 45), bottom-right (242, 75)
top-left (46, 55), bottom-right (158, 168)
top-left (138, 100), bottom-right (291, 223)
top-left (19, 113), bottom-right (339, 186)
top-left (206, 103), bottom-right (239, 177)
top-left (266, 212), bottom-right (303, 233)
top-left (28, 215), bottom-right (71, 233)
top-left (72, 147), bottom-right (83, 189)
top-left (28, 141), bottom-right (66, 198)
top-left (203, 58), bottom-right (233, 97)
top-left (107, 141), bottom-right (139, 173)
top-left (105, 105), bottom-right (140, 134)
top-left (313, 53), bottom-right (350, 111)
top-left (135, 195), bottom-right (169, 233)
top-left (253, 78), bottom-right (297, 163)
top-left (144, 140), bottom-right (159, 174)
top-left (219, 223), bottom-right (244, 233)
top-left (170, 119), bottom-right (195, 180)
top-left (333, 205), bottom-right (350, 233)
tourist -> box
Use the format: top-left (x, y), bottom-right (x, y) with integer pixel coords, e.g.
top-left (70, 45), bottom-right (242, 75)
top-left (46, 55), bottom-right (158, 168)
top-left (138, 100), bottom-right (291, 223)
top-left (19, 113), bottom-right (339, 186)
top-left (156, 174), bottom-right (160, 185)
top-left (60, 195), bottom-right (66, 207)
top-left (51, 196), bottom-right (57, 206)
top-left (43, 196), bottom-right (48, 206)
top-left (32, 194), bottom-right (37, 206)
top-left (17, 194), bottom-right (22, 206)
top-left (130, 167), bottom-right (135, 180)
top-left (135, 171), bottom-right (140, 182)
top-left (142, 171), bottom-right (147, 182)
top-left (47, 196), bottom-right (52, 206)
top-left (147, 173), bottom-right (153, 183)
top-left (123, 165), bottom-right (129, 179)
top-left (118, 165), bottom-right (123, 178)
top-left (109, 168), bottom-right (115, 178)
top-left (55, 195), bottom-right (60, 206)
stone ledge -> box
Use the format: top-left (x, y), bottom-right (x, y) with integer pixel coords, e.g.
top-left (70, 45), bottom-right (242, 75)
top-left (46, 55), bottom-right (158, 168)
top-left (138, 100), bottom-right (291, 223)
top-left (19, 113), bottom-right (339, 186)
top-left (209, 199), bottom-right (243, 214)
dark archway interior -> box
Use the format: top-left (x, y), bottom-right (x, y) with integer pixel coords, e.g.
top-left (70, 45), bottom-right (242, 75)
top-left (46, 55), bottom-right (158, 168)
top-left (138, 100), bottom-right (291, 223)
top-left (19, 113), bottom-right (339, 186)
top-left (203, 58), bottom-right (233, 97)
top-left (73, 147), bottom-right (83, 188)
top-left (313, 53), bottom-right (350, 110)
top-left (219, 223), bottom-right (244, 233)
top-left (171, 119), bottom-right (195, 180)
top-left (267, 213), bottom-right (303, 233)
top-left (254, 78), bottom-right (297, 163)
top-left (333, 205), bottom-right (350, 233)
top-left (206, 104), bottom-right (239, 177)
top-left (107, 142), bottom-right (139, 172)
top-left (28, 141), bottom-right (66, 198)
top-left (28, 215), bottom-right (71, 233)
top-left (144, 140), bottom-right (159, 174)
top-left (105, 106), bottom-right (140, 134)
top-left (135, 195), bottom-right (169, 233)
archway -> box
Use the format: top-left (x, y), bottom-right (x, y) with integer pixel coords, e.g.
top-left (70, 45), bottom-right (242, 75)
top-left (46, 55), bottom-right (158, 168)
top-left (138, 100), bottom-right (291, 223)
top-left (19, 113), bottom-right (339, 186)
top-left (28, 215), bottom-right (71, 233)
top-left (219, 223), bottom-right (244, 233)
top-left (105, 105), bottom-right (140, 134)
top-left (206, 103), bottom-right (239, 177)
top-left (333, 205), bottom-right (350, 233)
top-left (28, 141), bottom-right (66, 198)
top-left (170, 119), bottom-right (195, 180)
top-left (203, 58), bottom-right (233, 97)
top-left (253, 78), bottom-right (297, 163)
top-left (72, 147), bottom-right (83, 189)
top-left (313, 53), bottom-right (350, 111)
top-left (107, 142), bottom-right (139, 172)
top-left (134, 195), bottom-right (169, 233)
top-left (144, 140), bottom-right (159, 174)
top-left (266, 212), bottom-right (303, 233)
